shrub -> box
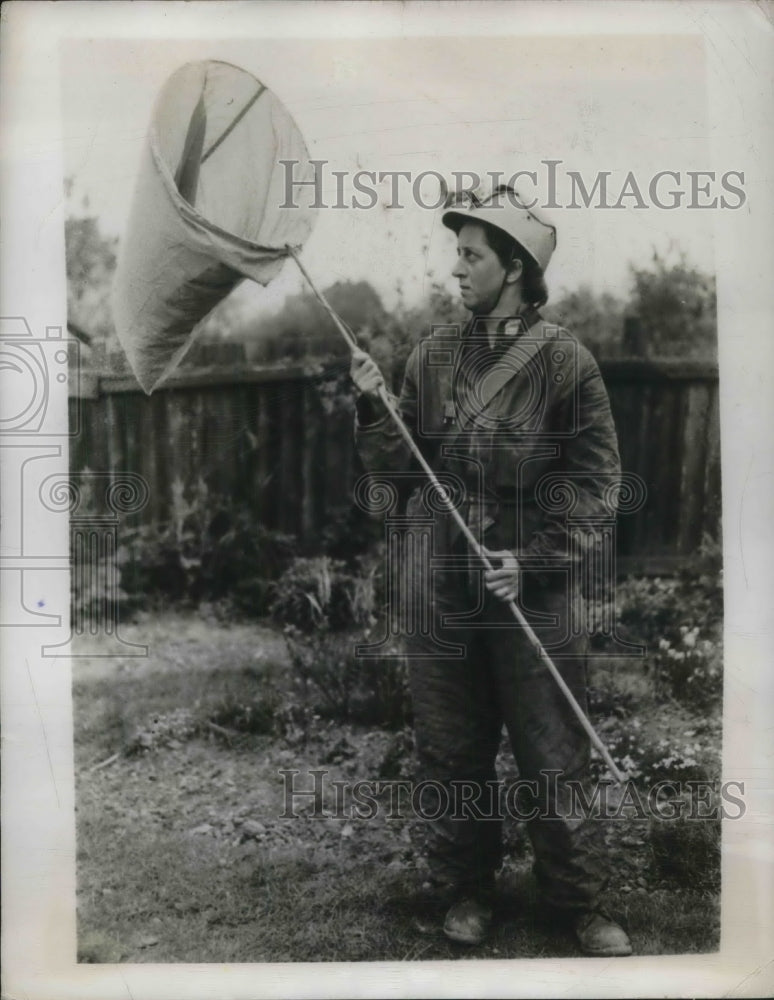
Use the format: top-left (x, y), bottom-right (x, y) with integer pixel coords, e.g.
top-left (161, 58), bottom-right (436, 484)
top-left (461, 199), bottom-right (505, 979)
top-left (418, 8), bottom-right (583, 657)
top-left (267, 550), bottom-right (381, 634)
top-left (281, 627), bottom-right (410, 729)
top-left (125, 708), bottom-right (200, 755)
top-left (71, 545), bottom-right (138, 630)
top-left (270, 547), bottom-right (410, 728)
top-left (117, 478), bottom-right (297, 613)
top-left (651, 630), bottom-right (723, 708)
top-left (617, 575), bottom-right (682, 643)
top-left (589, 709), bottom-right (720, 786)
top-left (317, 502), bottom-right (383, 563)
top-left (206, 687), bottom-right (283, 736)
top-left (614, 542), bottom-right (723, 710)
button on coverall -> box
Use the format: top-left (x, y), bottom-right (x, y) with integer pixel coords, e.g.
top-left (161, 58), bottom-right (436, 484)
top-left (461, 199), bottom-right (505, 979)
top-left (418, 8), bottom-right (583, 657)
top-left (354, 314), bottom-right (621, 911)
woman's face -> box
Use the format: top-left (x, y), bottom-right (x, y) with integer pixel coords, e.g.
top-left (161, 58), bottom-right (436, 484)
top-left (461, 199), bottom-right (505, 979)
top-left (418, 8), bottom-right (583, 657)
top-left (451, 222), bottom-right (510, 314)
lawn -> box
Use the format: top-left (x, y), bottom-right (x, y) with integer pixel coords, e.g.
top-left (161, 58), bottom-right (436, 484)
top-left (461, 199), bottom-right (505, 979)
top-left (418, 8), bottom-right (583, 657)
top-left (73, 609), bottom-right (721, 963)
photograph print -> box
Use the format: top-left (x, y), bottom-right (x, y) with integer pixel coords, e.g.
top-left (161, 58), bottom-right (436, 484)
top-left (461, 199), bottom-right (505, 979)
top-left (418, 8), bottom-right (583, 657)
top-left (65, 21), bottom-right (724, 967)
top-left (5, 4), bottom-right (771, 993)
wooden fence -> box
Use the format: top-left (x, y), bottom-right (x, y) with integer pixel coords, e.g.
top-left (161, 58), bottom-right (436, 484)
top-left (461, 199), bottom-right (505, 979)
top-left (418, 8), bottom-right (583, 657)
top-left (69, 357), bottom-right (720, 575)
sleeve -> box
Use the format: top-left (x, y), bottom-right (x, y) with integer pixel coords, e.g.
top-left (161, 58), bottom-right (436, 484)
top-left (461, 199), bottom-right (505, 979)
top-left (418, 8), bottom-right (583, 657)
top-left (354, 345), bottom-right (420, 474)
top-left (519, 346), bottom-right (621, 601)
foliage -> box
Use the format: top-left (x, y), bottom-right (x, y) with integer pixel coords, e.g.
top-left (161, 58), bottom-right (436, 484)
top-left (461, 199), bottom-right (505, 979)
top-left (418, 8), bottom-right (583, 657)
top-left (285, 626), bottom-right (410, 741)
top-left (118, 478), bottom-right (297, 613)
top-left (75, 608), bottom-right (721, 961)
top-left (592, 714), bottom-right (720, 786)
top-left (70, 546), bottom-right (134, 630)
top-left (76, 475), bottom-right (380, 625)
top-left (317, 500), bottom-right (384, 562)
top-left (207, 685), bottom-right (284, 737)
top-left (373, 279), bottom-right (466, 392)
top-left (235, 249), bottom-right (716, 374)
top-left (125, 708), bottom-right (200, 755)
top-left (628, 249), bottom-right (717, 360)
top-left (240, 276), bottom-right (464, 394)
top-left (65, 213), bottom-right (118, 345)
top-left (650, 630), bottom-right (722, 709)
top-left (267, 547), bottom-right (410, 729)
top-left (614, 539), bottom-right (723, 709)
top-left (243, 280), bottom-right (392, 366)
top-left (68, 466), bottom-right (137, 624)
top-left (281, 628), bottom-right (410, 730)
top-left (267, 553), bottom-right (379, 634)
top-left (586, 663), bottom-right (721, 892)
top-left (544, 285), bottom-right (627, 359)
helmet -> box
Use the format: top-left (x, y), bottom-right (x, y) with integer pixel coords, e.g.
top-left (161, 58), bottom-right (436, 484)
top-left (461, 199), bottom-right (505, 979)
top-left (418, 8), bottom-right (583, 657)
top-left (442, 188), bottom-right (557, 272)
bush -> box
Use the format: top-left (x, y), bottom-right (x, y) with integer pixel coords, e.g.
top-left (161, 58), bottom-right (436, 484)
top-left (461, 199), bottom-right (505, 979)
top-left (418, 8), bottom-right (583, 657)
top-left (267, 550), bottom-right (382, 634)
top-left (282, 628), bottom-right (410, 729)
top-left (618, 538), bottom-right (721, 638)
top-left (650, 630), bottom-right (723, 709)
top-left (125, 708), bottom-right (200, 755)
top-left (614, 541), bottom-right (723, 709)
top-left (117, 478), bottom-right (297, 614)
top-left (269, 548), bottom-right (410, 729)
top-left (588, 689), bottom-right (721, 786)
top-left (317, 502), bottom-right (383, 563)
top-left (71, 546), bottom-right (137, 630)
top-left (206, 687), bottom-right (283, 736)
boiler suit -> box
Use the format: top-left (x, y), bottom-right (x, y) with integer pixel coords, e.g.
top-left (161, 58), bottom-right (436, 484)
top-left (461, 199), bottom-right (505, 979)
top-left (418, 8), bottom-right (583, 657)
top-left (354, 310), bottom-right (621, 911)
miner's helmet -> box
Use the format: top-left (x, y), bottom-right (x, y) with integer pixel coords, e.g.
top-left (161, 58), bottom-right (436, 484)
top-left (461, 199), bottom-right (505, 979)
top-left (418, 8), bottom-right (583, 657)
top-left (441, 186), bottom-right (557, 273)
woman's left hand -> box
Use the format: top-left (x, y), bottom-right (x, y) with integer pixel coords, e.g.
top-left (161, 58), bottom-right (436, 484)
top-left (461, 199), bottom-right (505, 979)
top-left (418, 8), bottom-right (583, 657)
top-left (483, 548), bottom-right (520, 603)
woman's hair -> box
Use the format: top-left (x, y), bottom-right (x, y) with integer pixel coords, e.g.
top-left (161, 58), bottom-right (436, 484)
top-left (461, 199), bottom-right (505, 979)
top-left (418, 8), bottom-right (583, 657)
top-left (479, 219), bottom-right (549, 308)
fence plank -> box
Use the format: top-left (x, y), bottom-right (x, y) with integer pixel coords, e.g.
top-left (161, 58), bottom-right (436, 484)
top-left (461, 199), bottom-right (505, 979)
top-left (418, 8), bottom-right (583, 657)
top-left (702, 385), bottom-right (722, 546)
top-left (301, 384), bottom-right (319, 537)
top-left (149, 390), bottom-right (169, 523)
top-left (254, 384), bottom-right (273, 526)
top-left (678, 382), bottom-right (712, 553)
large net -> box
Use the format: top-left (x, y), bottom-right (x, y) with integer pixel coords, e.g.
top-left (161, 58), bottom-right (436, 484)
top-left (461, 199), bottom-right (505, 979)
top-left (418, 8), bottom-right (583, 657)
top-left (112, 60), bottom-right (317, 393)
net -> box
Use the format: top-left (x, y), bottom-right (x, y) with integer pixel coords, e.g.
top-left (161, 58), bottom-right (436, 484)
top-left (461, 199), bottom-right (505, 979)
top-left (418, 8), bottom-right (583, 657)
top-left (112, 60), bottom-right (317, 393)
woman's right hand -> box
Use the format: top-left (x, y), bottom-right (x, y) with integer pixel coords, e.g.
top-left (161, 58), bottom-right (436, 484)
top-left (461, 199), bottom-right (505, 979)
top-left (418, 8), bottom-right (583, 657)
top-left (350, 348), bottom-right (386, 400)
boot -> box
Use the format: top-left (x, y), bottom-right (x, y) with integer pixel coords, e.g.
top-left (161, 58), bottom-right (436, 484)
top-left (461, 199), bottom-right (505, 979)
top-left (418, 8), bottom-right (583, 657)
top-left (574, 910), bottom-right (632, 957)
top-left (443, 896), bottom-right (493, 945)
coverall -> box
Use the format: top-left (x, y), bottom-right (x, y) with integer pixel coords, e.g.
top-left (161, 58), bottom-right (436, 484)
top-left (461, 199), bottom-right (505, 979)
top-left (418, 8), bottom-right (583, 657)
top-left (354, 309), bottom-right (621, 911)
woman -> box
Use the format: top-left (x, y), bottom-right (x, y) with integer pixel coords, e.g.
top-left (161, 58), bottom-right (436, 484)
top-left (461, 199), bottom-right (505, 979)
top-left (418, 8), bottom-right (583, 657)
top-left (350, 189), bottom-right (631, 957)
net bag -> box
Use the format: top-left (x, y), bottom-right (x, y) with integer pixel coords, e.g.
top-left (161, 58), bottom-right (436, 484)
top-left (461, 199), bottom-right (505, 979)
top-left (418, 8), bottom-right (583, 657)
top-left (112, 60), bottom-right (317, 393)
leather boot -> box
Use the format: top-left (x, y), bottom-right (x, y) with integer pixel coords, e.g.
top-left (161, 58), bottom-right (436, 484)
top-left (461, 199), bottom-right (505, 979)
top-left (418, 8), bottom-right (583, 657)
top-left (574, 910), bottom-right (632, 956)
top-left (443, 897), bottom-right (493, 945)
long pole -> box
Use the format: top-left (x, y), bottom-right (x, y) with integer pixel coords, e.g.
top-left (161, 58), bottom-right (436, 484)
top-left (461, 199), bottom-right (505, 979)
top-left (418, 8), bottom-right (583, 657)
top-left (287, 245), bottom-right (625, 784)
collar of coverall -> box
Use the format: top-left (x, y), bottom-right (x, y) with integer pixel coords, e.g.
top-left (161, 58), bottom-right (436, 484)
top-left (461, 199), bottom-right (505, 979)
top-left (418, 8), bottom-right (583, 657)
top-left (465, 305), bottom-right (542, 341)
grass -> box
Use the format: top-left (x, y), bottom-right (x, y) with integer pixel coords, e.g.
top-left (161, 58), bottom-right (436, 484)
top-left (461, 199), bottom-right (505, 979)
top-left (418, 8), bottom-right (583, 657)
top-left (74, 609), bottom-right (721, 963)
top-left (77, 806), bottom-right (719, 963)
top-left (76, 818), bottom-right (719, 963)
